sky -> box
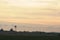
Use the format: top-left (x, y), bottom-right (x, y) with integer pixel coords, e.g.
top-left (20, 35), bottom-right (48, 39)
top-left (0, 0), bottom-right (60, 25)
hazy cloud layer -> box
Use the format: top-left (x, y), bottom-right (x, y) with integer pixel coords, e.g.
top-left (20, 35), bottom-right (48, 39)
top-left (0, 0), bottom-right (60, 24)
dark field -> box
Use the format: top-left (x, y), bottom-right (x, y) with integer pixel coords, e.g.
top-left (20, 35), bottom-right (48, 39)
top-left (0, 35), bottom-right (60, 40)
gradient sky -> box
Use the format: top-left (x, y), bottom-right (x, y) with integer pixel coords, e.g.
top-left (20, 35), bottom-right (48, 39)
top-left (0, 0), bottom-right (60, 25)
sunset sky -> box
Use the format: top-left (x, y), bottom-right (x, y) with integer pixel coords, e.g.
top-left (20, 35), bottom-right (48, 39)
top-left (0, 0), bottom-right (60, 25)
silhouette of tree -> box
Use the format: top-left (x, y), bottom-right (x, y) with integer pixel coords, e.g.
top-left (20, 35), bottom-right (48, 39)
top-left (10, 28), bottom-right (13, 31)
top-left (0, 28), bottom-right (4, 31)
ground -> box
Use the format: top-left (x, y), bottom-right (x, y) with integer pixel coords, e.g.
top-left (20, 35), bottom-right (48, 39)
top-left (0, 35), bottom-right (60, 40)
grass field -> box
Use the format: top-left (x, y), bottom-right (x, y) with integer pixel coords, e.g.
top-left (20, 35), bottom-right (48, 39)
top-left (0, 35), bottom-right (60, 40)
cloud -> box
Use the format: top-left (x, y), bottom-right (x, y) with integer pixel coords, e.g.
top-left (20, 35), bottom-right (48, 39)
top-left (0, 0), bottom-right (60, 24)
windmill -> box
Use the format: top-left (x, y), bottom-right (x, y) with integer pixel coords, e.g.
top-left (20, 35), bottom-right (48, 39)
top-left (14, 25), bottom-right (17, 31)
